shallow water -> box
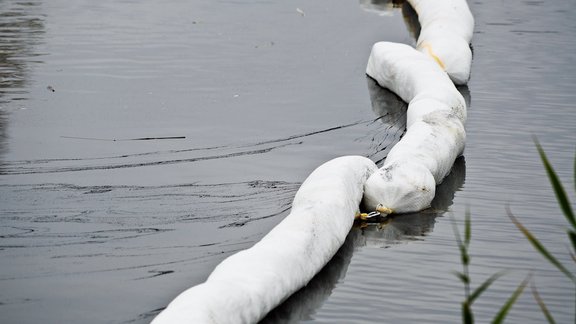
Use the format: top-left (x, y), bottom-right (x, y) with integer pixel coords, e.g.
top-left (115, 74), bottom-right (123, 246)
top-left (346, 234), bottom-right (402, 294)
top-left (1, 0), bottom-right (575, 323)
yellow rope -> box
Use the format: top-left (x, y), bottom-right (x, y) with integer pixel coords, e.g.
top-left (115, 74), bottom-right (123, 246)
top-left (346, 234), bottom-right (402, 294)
top-left (421, 43), bottom-right (446, 70)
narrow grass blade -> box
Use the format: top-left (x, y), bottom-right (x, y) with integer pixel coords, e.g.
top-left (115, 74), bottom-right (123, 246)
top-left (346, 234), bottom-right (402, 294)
top-left (531, 282), bottom-right (556, 324)
top-left (465, 207), bottom-right (472, 247)
top-left (508, 208), bottom-right (576, 282)
top-left (451, 216), bottom-right (463, 247)
top-left (469, 271), bottom-right (505, 304)
top-left (453, 271), bottom-right (470, 285)
top-left (534, 138), bottom-right (576, 230)
top-left (569, 230), bottom-right (576, 255)
top-left (461, 246), bottom-right (470, 267)
top-left (451, 216), bottom-right (469, 266)
top-left (492, 277), bottom-right (529, 324)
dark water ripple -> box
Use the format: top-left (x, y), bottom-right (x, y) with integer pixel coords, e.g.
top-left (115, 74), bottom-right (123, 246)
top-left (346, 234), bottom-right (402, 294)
top-left (0, 119), bottom-right (383, 175)
top-left (0, 142), bottom-right (298, 175)
top-left (0, 180), bottom-right (299, 228)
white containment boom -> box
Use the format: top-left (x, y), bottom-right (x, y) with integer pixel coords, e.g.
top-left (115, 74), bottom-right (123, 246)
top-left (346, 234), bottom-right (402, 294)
top-left (153, 1), bottom-right (475, 322)
top-left (152, 156), bottom-right (378, 324)
top-left (363, 42), bottom-right (467, 214)
top-left (408, 0), bottom-right (475, 85)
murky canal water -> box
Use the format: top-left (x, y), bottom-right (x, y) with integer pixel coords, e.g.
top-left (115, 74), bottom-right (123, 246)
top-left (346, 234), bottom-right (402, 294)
top-left (1, 0), bottom-right (575, 323)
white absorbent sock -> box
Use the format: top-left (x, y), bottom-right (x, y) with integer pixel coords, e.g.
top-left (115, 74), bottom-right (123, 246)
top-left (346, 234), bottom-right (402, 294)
top-left (152, 156), bottom-right (378, 324)
top-left (407, 0), bottom-right (474, 85)
top-left (366, 42), bottom-right (466, 127)
top-left (364, 42), bottom-right (466, 214)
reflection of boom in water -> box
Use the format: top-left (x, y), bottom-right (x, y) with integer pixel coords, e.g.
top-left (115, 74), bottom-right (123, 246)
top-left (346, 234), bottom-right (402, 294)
top-left (360, 0), bottom-right (421, 39)
top-left (365, 76), bottom-right (407, 165)
top-left (359, 0), bottom-right (403, 16)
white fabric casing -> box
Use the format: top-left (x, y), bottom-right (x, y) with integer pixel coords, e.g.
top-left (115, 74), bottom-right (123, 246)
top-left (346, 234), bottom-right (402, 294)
top-left (364, 42), bottom-right (466, 213)
top-left (408, 0), bottom-right (474, 85)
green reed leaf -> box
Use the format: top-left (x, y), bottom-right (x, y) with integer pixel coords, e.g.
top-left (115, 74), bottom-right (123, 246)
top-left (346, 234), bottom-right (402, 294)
top-left (534, 138), bottom-right (576, 230)
top-left (569, 230), bottom-right (576, 256)
top-left (492, 277), bottom-right (528, 324)
top-left (451, 216), bottom-right (463, 248)
top-left (509, 208), bottom-right (576, 282)
top-left (453, 271), bottom-right (470, 285)
top-left (531, 282), bottom-right (556, 324)
top-left (451, 216), bottom-right (470, 266)
top-left (465, 208), bottom-right (472, 248)
top-left (469, 271), bottom-right (505, 304)
top-left (461, 247), bottom-right (470, 267)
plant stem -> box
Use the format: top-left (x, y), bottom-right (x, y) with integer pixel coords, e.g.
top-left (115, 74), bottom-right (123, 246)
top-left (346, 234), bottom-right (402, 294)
top-left (464, 262), bottom-right (470, 300)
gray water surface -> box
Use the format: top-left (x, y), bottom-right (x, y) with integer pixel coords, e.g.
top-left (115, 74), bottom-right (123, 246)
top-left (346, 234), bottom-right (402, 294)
top-left (1, 0), bottom-right (575, 323)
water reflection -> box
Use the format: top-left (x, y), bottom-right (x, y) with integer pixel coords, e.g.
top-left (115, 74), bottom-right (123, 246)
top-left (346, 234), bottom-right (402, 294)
top-left (360, 0), bottom-right (421, 40)
top-left (0, 0), bottom-right (45, 157)
top-left (261, 157), bottom-right (466, 323)
top-left (400, 0), bottom-right (420, 40)
top-left (359, 0), bottom-right (404, 15)
top-left (0, 110), bottom-right (6, 158)
top-left (367, 76), bottom-right (407, 125)
top-left (457, 84), bottom-right (472, 111)
top-left (365, 76), bottom-right (407, 165)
